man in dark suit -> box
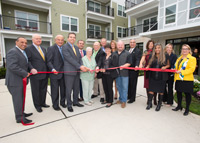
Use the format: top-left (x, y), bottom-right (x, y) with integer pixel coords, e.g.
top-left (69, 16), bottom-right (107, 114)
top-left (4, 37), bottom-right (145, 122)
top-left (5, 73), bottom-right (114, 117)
top-left (25, 34), bottom-right (49, 113)
top-left (5, 37), bottom-right (33, 124)
top-left (93, 41), bottom-right (105, 102)
top-left (77, 40), bottom-right (86, 101)
top-left (62, 32), bottom-right (88, 112)
top-left (128, 39), bottom-right (142, 103)
top-left (46, 35), bottom-right (66, 111)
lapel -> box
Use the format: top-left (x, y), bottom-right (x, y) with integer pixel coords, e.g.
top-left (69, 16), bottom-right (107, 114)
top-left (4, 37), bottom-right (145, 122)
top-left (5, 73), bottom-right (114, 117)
top-left (67, 42), bottom-right (78, 59)
top-left (176, 54), bottom-right (190, 70)
top-left (15, 47), bottom-right (27, 63)
top-left (54, 44), bottom-right (63, 61)
top-left (32, 44), bottom-right (45, 62)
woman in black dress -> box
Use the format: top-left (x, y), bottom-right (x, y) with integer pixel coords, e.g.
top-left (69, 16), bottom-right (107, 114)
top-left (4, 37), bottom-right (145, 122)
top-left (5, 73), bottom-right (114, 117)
top-left (100, 44), bottom-right (118, 107)
top-left (146, 43), bottom-right (170, 111)
top-left (163, 43), bottom-right (177, 106)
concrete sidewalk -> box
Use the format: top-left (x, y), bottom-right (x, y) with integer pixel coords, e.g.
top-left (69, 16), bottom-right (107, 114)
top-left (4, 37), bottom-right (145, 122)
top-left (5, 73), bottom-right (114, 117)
top-left (0, 76), bottom-right (200, 143)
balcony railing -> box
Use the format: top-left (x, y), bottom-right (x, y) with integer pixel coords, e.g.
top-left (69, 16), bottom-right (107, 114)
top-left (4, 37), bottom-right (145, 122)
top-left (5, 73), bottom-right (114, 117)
top-left (87, 29), bottom-right (114, 40)
top-left (124, 22), bottom-right (157, 37)
top-left (0, 15), bottom-right (52, 34)
top-left (87, 1), bottom-right (114, 17)
top-left (125, 0), bottom-right (148, 10)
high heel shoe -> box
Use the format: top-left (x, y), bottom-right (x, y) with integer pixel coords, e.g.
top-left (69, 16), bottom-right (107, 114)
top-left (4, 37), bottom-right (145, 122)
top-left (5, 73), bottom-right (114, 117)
top-left (106, 103), bottom-right (112, 108)
top-left (183, 110), bottom-right (189, 116)
top-left (172, 107), bottom-right (182, 111)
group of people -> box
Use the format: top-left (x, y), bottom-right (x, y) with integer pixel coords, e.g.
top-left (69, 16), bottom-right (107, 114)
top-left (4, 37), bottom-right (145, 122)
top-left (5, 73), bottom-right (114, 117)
top-left (5, 32), bottom-right (196, 125)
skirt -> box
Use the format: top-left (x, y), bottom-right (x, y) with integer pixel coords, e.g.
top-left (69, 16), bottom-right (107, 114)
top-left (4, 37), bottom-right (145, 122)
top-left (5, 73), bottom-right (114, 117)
top-left (144, 71), bottom-right (149, 89)
top-left (175, 80), bottom-right (194, 94)
top-left (149, 78), bottom-right (166, 93)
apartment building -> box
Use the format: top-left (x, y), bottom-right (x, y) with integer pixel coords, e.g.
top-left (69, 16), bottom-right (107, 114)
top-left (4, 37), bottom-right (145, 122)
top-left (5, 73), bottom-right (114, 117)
top-left (0, 0), bottom-right (52, 66)
top-left (121, 0), bottom-right (200, 55)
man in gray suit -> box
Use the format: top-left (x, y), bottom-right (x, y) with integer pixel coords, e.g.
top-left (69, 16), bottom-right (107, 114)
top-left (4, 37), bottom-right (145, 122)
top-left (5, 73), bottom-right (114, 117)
top-left (5, 37), bottom-right (33, 124)
top-left (62, 32), bottom-right (88, 112)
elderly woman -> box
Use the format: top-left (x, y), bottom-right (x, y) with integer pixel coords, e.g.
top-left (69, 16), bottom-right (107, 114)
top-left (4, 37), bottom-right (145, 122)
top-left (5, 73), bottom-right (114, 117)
top-left (173, 44), bottom-right (196, 116)
top-left (80, 47), bottom-right (96, 106)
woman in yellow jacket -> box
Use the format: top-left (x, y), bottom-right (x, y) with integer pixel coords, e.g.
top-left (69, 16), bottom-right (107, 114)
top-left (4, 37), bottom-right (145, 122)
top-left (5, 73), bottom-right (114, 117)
top-left (173, 44), bottom-right (197, 116)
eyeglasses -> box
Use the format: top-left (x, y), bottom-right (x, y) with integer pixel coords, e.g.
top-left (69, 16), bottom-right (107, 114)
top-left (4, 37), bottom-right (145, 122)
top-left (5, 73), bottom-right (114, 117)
top-left (182, 48), bottom-right (189, 51)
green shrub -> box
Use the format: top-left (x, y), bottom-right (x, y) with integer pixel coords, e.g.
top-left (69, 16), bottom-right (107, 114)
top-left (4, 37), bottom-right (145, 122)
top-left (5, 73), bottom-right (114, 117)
top-left (0, 67), bottom-right (6, 79)
top-left (139, 70), bottom-right (144, 76)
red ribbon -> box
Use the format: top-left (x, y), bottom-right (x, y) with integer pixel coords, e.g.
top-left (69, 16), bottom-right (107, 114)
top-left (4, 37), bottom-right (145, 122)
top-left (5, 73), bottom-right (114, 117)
top-left (22, 67), bottom-right (176, 126)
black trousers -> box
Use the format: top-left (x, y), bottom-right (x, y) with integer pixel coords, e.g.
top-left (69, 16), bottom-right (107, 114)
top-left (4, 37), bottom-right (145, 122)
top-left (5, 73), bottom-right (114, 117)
top-left (163, 75), bottom-right (174, 104)
top-left (50, 77), bottom-right (66, 108)
top-left (64, 75), bottom-right (80, 107)
top-left (177, 91), bottom-right (191, 110)
top-left (7, 86), bottom-right (23, 120)
top-left (80, 79), bottom-right (83, 98)
top-left (128, 72), bottom-right (139, 102)
top-left (30, 77), bottom-right (48, 109)
top-left (102, 74), bottom-right (114, 103)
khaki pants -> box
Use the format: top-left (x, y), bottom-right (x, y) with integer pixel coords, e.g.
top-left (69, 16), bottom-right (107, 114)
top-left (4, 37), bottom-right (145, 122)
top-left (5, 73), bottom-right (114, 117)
top-left (93, 77), bottom-right (105, 98)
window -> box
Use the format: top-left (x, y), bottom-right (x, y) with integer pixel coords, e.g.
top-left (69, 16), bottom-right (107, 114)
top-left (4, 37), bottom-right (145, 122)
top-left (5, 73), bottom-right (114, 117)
top-left (88, 24), bottom-right (101, 39)
top-left (189, 0), bottom-right (200, 19)
top-left (136, 43), bottom-right (143, 52)
top-left (15, 10), bottom-right (39, 30)
top-left (88, 1), bottom-right (101, 13)
top-left (118, 5), bottom-right (126, 17)
top-left (165, 5), bottom-right (176, 24)
top-left (117, 27), bottom-right (126, 38)
top-left (61, 15), bottom-right (78, 32)
top-left (143, 16), bottom-right (157, 32)
top-left (64, 0), bottom-right (77, 4)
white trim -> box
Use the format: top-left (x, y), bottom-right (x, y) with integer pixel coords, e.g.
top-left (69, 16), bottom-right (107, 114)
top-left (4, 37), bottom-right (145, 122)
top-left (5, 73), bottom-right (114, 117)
top-left (164, 3), bottom-right (177, 26)
top-left (62, 0), bottom-right (79, 5)
top-left (14, 10), bottom-right (40, 31)
top-left (188, 0), bottom-right (200, 21)
top-left (117, 26), bottom-right (126, 38)
top-left (60, 14), bottom-right (79, 33)
top-left (88, 0), bottom-right (102, 14)
top-left (117, 4), bottom-right (127, 18)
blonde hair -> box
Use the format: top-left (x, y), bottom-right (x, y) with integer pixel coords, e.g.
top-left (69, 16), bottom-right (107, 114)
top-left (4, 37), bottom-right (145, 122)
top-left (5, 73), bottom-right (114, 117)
top-left (181, 44), bottom-right (192, 55)
top-left (149, 43), bottom-right (166, 66)
top-left (165, 43), bottom-right (175, 54)
top-left (110, 40), bottom-right (117, 51)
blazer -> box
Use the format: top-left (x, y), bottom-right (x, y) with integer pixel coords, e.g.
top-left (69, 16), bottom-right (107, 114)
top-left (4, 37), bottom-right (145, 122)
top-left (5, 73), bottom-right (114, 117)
top-left (100, 52), bottom-right (119, 79)
top-left (62, 42), bottom-right (83, 76)
top-left (129, 47), bottom-right (142, 77)
top-left (25, 44), bottom-right (47, 79)
top-left (46, 44), bottom-right (64, 79)
top-left (174, 54), bottom-right (196, 81)
top-left (5, 47), bottom-right (28, 87)
top-left (79, 49), bottom-right (86, 57)
top-left (95, 48), bottom-right (105, 79)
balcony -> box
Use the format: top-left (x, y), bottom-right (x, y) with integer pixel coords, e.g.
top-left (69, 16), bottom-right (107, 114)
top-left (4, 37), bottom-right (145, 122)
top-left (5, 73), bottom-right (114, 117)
top-left (125, 0), bottom-right (159, 18)
top-left (124, 22), bottom-right (157, 37)
top-left (0, 15), bottom-right (52, 34)
top-left (86, 1), bottom-right (114, 23)
top-left (87, 29), bottom-right (114, 41)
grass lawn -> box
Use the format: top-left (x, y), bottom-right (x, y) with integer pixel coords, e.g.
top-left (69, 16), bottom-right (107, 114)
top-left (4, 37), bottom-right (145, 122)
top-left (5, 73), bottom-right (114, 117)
top-left (174, 93), bottom-right (200, 115)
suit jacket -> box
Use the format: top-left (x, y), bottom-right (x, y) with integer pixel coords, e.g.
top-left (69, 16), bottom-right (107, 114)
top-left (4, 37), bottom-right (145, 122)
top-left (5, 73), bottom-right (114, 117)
top-left (46, 44), bottom-right (64, 79)
top-left (95, 48), bottom-right (105, 79)
top-left (129, 47), bottom-right (142, 77)
top-left (25, 44), bottom-right (47, 79)
top-left (62, 42), bottom-right (83, 76)
top-left (5, 47), bottom-right (28, 87)
top-left (79, 49), bottom-right (86, 57)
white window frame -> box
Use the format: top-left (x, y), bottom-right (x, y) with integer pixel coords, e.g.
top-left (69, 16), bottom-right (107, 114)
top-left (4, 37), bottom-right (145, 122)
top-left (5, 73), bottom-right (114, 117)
top-left (88, 24), bottom-right (101, 38)
top-left (142, 15), bottom-right (157, 32)
top-left (188, 0), bottom-right (200, 20)
top-left (60, 14), bottom-right (79, 33)
top-left (14, 10), bottom-right (40, 31)
top-left (164, 3), bottom-right (177, 26)
top-left (117, 4), bottom-right (126, 18)
top-left (62, 0), bottom-right (78, 5)
top-left (117, 26), bottom-right (126, 38)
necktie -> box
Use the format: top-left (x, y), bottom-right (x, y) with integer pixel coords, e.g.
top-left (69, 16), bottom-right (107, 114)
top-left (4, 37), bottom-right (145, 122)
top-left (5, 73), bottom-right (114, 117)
top-left (37, 46), bottom-right (45, 61)
top-left (23, 50), bottom-right (28, 63)
top-left (129, 48), bottom-right (133, 53)
top-left (59, 47), bottom-right (64, 60)
top-left (72, 46), bottom-right (77, 56)
top-left (80, 50), bottom-right (84, 57)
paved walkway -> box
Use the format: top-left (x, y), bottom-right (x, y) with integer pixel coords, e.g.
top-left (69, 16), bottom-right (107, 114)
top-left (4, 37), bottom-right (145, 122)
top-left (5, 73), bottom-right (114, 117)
top-left (0, 76), bottom-right (200, 143)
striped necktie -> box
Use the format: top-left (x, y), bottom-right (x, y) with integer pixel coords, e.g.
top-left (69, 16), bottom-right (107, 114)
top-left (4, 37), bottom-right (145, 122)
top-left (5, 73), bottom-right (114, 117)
top-left (37, 46), bottom-right (45, 61)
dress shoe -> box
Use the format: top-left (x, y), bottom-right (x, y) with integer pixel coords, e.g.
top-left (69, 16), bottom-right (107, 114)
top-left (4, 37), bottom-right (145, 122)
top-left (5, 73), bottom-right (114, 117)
top-left (127, 100), bottom-right (135, 104)
top-left (172, 106), bottom-right (182, 111)
top-left (24, 113), bottom-right (33, 117)
top-left (78, 98), bottom-right (83, 101)
top-left (183, 110), bottom-right (189, 116)
top-left (121, 102), bottom-right (126, 108)
top-left (42, 104), bottom-right (50, 108)
top-left (36, 107), bottom-right (43, 113)
top-left (89, 100), bottom-right (94, 104)
top-left (73, 103), bottom-right (84, 107)
top-left (85, 102), bottom-right (92, 106)
top-left (53, 106), bottom-right (61, 111)
top-left (106, 103), bottom-right (112, 108)
top-left (100, 98), bottom-right (104, 103)
top-left (17, 117), bottom-right (32, 124)
top-left (68, 107), bottom-right (74, 112)
top-left (114, 97), bottom-right (117, 100)
top-left (61, 104), bottom-right (67, 108)
top-left (91, 95), bottom-right (98, 98)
